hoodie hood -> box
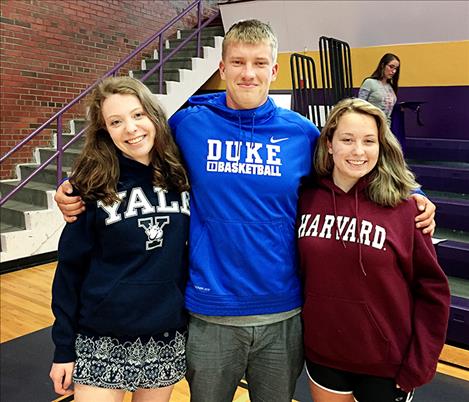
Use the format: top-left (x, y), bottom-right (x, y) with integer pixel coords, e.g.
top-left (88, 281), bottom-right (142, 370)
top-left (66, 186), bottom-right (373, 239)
top-left (188, 92), bottom-right (277, 125)
top-left (187, 92), bottom-right (278, 144)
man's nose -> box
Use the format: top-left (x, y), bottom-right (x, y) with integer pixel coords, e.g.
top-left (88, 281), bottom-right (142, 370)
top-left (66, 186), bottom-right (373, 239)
top-left (242, 63), bottom-right (255, 78)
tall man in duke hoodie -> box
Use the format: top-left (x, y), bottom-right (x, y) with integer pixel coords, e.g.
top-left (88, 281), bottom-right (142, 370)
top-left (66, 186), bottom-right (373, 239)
top-left (168, 20), bottom-right (436, 402)
top-left (54, 19), bottom-right (436, 402)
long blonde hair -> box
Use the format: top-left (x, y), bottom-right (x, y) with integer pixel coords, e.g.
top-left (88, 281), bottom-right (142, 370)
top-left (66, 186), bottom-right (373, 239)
top-left (315, 98), bottom-right (419, 207)
top-left (71, 76), bottom-right (189, 205)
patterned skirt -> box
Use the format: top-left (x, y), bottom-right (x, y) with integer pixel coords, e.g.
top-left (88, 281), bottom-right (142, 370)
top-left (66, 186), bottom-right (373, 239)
top-left (72, 329), bottom-right (186, 392)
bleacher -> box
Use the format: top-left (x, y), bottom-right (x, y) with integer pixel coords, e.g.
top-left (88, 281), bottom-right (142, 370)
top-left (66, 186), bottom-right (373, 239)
top-left (406, 137), bottom-right (469, 347)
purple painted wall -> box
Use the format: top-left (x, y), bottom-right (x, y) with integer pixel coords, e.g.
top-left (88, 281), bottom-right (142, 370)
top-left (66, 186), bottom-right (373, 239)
top-left (392, 86), bottom-right (469, 140)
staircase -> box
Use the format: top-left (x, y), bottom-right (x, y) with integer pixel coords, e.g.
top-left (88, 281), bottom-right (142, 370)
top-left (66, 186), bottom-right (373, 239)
top-left (406, 137), bottom-right (469, 347)
top-left (0, 24), bottom-right (224, 269)
top-left (135, 25), bottom-right (224, 117)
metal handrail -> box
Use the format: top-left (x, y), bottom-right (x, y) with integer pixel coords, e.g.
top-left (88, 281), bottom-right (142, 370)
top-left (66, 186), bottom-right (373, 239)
top-left (0, 0), bottom-right (220, 207)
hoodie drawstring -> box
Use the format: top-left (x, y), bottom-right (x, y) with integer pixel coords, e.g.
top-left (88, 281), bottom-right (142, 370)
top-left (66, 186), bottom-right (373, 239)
top-left (355, 186), bottom-right (367, 276)
top-left (330, 184), bottom-right (367, 276)
top-left (331, 188), bottom-right (347, 249)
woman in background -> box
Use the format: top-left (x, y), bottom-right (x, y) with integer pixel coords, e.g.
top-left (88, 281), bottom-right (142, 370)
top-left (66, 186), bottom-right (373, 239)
top-left (358, 53), bottom-right (400, 125)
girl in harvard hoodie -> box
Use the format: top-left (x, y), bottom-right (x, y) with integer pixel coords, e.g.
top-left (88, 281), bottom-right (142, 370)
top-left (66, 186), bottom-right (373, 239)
top-left (297, 98), bottom-right (450, 402)
top-left (49, 77), bottom-right (190, 401)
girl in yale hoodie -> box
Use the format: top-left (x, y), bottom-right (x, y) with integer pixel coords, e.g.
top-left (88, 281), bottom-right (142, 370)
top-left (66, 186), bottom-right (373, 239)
top-left (297, 98), bottom-right (449, 402)
top-left (49, 77), bottom-right (190, 401)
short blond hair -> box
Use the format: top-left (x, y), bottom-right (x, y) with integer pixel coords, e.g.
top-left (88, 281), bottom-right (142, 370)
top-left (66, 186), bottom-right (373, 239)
top-left (222, 19), bottom-right (278, 62)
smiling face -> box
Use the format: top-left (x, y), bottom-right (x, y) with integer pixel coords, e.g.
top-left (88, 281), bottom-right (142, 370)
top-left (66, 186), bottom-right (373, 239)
top-left (328, 112), bottom-right (379, 192)
top-left (101, 93), bottom-right (156, 165)
top-left (219, 40), bottom-right (279, 110)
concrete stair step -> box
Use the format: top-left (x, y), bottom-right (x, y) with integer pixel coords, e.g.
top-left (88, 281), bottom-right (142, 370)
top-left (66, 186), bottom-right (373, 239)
top-left (39, 147), bottom-right (81, 168)
top-left (409, 163), bottom-right (469, 194)
top-left (0, 221), bottom-right (24, 234)
top-left (179, 26), bottom-right (224, 39)
top-left (406, 137), bottom-right (469, 163)
top-left (0, 222), bottom-right (24, 252)
top-left (19, 164), bottom-right (71, 186)
top-left (70, 119), bottom-right (88, 134)
top-left (167, 36), bottom-right (217, 49)
top-left (132, 69), bottom-right (181, 82)
top-left (143, 58), bottom-right (193, 71)
top-left (0, 180), bottom-right (54, 207)
top-left (159, 45), bottom-right (204, 58)
top-left (0, 199), bottom-right (46, 229)
top-left (58, 133), bottom-right (86, 151)
top-left (142, 81), bottom-right (168, 95)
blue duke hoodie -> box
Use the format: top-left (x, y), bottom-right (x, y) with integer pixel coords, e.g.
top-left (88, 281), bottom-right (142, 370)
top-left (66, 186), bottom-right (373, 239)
top-left (169, 93), bottom-right (320, 316)
top-left (51, 153), bottom-right (190, 362)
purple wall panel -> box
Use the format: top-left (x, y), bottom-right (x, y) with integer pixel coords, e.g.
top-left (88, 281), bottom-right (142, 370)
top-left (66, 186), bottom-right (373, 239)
top-left (394, 86), bottom-right (469, 140)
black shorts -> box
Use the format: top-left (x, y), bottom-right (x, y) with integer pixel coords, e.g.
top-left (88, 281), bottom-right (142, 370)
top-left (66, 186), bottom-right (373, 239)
top-left (305, 359), bottom-right (415, 402)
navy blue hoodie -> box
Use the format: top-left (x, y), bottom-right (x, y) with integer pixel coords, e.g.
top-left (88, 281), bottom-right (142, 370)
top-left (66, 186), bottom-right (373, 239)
top-left (169, 93), bottom-right (319, 316)
top-left (51, 153), bottom-right (190, 363)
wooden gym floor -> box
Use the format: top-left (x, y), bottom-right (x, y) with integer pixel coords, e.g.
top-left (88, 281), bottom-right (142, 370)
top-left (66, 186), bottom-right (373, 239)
top-left (1, 262), bottom-right (468, 402)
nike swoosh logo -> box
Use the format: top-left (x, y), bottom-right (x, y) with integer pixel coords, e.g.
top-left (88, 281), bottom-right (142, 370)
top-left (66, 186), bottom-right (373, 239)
top-left (270, 137), bottom-right (289, 143)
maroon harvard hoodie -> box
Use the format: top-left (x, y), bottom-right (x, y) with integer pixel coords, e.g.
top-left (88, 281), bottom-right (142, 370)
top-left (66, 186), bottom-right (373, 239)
top-left (297, 176), bottom-right (450, 392)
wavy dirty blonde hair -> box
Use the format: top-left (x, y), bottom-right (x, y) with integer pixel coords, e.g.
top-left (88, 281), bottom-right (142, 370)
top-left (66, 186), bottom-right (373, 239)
top-left (314, 98), bottom-right (419, 207)
top-left (71, 76), bottom-right (189, 205)
top-left (222, 19), bottom-right (278, 62)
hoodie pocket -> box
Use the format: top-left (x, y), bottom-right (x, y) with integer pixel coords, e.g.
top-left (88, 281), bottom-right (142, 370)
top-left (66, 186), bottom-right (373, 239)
top-left (87, 280), bottom-right (185, 336)
top-left (303, 293), bottom-right (389, 365)
top-left (189, 218), bottom-right (294, 295)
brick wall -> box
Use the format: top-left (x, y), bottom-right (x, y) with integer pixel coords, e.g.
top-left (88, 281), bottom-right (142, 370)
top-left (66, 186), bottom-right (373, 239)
top-left (0, 0), bottom-right (219, 179)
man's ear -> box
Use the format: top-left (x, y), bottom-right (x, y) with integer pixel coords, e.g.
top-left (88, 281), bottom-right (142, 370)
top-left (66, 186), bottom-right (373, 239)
top-left (271, 62), bottom-right (279, 82)
top-left (219, 60), bottom-right (226, 81)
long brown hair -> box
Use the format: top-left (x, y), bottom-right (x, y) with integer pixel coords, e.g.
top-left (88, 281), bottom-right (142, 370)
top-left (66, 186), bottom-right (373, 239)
top-left (369, 53), bottom-right (400, 94)
top-left (315, 98), bottom-right (419, 207)
top-left (71, 76), bottom-right (189, 205)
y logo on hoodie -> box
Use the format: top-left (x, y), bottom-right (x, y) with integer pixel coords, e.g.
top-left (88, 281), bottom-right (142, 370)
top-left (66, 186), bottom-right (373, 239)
top-left (138, 216), bottom-right (170, 249)
top-left (206, 139), bottom-right (282, 177)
